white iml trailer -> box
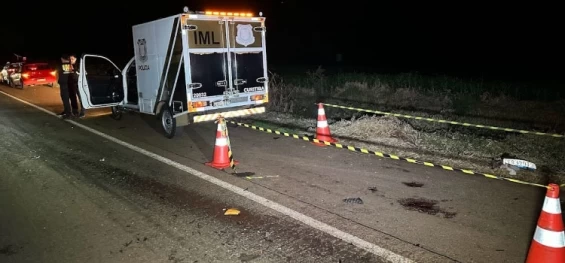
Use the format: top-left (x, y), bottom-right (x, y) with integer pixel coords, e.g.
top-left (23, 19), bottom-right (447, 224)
top-left (77, 7), bottom-right (268, 138)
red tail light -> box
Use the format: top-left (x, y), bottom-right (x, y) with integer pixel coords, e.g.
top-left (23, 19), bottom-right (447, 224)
top-left (22, 72), bottom-right (30, 78)
top-left (50, 71), bottom-right (57, 76)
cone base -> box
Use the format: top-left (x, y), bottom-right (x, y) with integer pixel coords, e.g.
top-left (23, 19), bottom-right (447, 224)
top-left (313, 136), bottom-right (337, 147)
top-left (205, 160), bottom-right (239, 170)
top-left (526, 240), bottom-right (565, 263)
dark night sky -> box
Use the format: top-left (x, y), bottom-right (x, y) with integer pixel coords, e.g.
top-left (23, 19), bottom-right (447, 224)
top-left (1, 1), bottom-right (562, 81)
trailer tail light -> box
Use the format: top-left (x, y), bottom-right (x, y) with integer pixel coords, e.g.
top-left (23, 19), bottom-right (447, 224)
top-left (22, 72), bottom-right (30, 78)
top-left (250, 95), bottom-right (263, 101)
top-left (251, 94), bottom-right (269, 104)
top-left (189, 101), bottom-right (208, 112)
top-left (50, 71), bottom-right (57, 76)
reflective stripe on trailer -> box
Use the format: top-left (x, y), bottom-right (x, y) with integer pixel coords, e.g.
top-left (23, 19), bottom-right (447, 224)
top-left (193, 107), bottom-right (265, 123)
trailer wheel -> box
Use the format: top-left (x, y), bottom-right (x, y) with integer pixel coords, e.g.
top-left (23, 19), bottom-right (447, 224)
top-left (159, 104), bottom-right (176, 139)
top-left (110, 106), bottom-right (122, 120)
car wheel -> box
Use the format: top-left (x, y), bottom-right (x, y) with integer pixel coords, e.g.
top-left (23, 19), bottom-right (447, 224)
top-left (110, 106), bottom-right (122, 120)
top-left (158, 104), bottom-right (176, 139)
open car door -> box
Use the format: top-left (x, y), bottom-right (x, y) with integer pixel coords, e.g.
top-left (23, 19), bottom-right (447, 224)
top-left (78, 54), bottom-right (125, 109)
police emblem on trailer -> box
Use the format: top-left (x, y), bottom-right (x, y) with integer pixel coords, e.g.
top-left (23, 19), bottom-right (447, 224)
top-left (137, 38), bottom-right (148, 62)
top-left (235, 24), bottom-right (255, 47)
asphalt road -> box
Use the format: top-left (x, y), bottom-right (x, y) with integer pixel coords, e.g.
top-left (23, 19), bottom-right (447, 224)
top-left (0, 84), bottom-right (559, 263)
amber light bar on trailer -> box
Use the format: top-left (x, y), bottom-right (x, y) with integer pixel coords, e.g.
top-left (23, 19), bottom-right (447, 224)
top-left (204, 11), bottom-right (254, 17)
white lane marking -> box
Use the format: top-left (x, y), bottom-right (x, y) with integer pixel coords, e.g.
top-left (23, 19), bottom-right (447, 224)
top-left (0, 90), bottom-right (415, 263)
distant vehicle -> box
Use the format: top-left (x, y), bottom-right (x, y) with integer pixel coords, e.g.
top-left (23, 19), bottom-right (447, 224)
top-left (1, 62), bottom-right (23, 86)
top-left (1, 63), bottom-right (9, 84)
top-left (8, 62), bottom-right (56, 89)
top-left (2, 55), bottom-right (29, 86)
top-left (77, 7), bottom-right (269, 138)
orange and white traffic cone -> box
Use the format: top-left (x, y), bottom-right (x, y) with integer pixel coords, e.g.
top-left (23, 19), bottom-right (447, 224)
top-left (205, 121), bottom-right (238, 169)
top-left (525, 183), bottom-right (565, 263)
top-left (313, 103), bottom-right (337, 146)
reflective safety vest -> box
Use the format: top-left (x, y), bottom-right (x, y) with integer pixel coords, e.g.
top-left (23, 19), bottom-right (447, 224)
top-left (61, 63), bottom-right (71, 74)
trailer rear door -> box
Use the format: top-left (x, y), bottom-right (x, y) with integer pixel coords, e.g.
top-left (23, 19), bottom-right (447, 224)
top-left (185, 18), bottom-right (229, 99)
top-left (228, 18), bottom-right (267, 95)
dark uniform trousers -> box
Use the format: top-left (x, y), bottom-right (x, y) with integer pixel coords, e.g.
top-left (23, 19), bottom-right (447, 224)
top-left (68, 61), bottom-right (84, 115)
top-left (59, 81), bottom-right (72, 115)
top-left (58, 61), bottom-right (72, 115)
top-left (68, 80), bottom-right (83, 114)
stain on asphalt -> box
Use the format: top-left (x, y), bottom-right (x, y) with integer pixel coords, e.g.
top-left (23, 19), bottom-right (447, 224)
top-left (52, 150), bottom-right (261, 225)
top-left (0, 245), bottom-right (18, 256)
top-left (402, 181), bottom-right (424, 187)
top-left (383, 166), bottom-right (411, 173)
top-left (239, 253), bottom-right (261, 262)
top-left (168, 249), bottom-right (183, 263)
top-left (367, 186), bottom-right (377, 192)
top-left (273, 136), bottom-right (280, 140)
top-left (232, 172), bottom-right (255, 177)
top-left (398, 198), bottom-right (457, 218)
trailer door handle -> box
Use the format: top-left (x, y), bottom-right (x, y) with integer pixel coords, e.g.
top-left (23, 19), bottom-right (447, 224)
top-left (234, 79), bottom-right (247, 85)
top-left (184, 25), bottom-right (198, 31)
top-left (216, 80), bottom-right (227, 87)
top-left (256, 77), bottom-right (267, 83)
top-left (188, 83), bottom-right (202, 89)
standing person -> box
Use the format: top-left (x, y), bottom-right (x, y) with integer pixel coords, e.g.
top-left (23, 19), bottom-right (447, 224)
top-left (68, 54), bottom-right (85, 118)
top-left (57, 55), bottom-right (73, 119)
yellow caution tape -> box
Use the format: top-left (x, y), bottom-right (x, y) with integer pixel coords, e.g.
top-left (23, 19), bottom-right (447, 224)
top-left (322, 103), bottom-right (564, 138)
top-left (227, 120), bottom-right (560, 189)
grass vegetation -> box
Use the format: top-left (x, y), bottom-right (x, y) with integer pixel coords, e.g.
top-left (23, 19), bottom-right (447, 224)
top-left (242, 66), bottom-right (565, 185)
